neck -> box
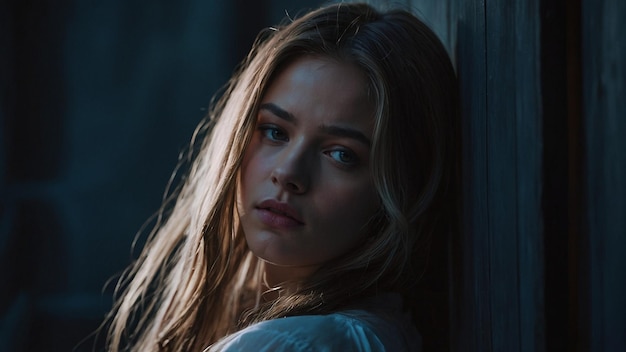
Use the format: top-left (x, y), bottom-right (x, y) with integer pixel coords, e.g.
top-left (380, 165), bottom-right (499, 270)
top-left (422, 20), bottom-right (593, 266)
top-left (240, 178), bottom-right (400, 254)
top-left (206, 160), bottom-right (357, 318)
top-left (257, 260), bottom-right (319, 301)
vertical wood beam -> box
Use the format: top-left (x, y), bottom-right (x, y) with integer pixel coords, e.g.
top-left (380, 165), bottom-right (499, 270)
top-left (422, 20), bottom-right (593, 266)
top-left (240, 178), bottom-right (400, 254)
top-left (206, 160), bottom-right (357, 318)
top-left (581, 0), bottom-right (626, 351)
top-left (457, 0), bottom-right (491, 350)
top-left (485, 0), bottom-right (521, 349)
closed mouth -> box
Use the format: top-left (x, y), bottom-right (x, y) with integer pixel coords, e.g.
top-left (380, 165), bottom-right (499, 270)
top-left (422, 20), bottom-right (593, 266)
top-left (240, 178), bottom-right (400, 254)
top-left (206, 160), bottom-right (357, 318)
top-left (256, 199), bottom-right (304, 224)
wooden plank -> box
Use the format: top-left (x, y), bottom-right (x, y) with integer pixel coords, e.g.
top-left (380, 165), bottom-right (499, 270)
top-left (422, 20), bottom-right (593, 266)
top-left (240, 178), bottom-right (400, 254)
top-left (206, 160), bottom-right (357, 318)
top-left (513, 1), bottom-right (545, 352)
top-left (581, 0), bottom-right (626, 351)
top-left (485, 0), bottom-right (521, 350)
top-left (407, 1), bottom-right (545, 351)
top-left (456, 1), bottom-right (491, 351)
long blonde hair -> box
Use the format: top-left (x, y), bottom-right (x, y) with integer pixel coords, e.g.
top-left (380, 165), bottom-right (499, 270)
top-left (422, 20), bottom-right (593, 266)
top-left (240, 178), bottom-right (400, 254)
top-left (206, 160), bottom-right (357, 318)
top-left (104, 3), bottom-right (458, 351)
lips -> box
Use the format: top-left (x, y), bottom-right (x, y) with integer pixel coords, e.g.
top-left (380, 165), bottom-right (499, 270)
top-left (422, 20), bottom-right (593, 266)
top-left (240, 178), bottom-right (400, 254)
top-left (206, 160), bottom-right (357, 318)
top-left (255, 199), bottom-right (304, 226)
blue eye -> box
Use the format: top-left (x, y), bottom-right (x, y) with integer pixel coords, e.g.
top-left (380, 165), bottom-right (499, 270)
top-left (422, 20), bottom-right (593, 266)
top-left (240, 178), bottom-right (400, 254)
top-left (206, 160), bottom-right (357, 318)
top-left (328, 149), bottom-right (358, 166)
top-left (259, 125), bottom-right (288, 142)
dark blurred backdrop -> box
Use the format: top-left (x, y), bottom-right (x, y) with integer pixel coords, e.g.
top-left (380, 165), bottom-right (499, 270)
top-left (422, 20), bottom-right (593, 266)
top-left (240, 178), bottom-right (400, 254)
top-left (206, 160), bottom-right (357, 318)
top-left (0, 1), bottom-right (325, 350)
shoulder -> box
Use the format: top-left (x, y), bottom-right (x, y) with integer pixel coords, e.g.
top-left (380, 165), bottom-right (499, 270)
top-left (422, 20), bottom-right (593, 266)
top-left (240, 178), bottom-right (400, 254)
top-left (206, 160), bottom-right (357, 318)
top-left (211, 310), bottom-right (420, 352)
top-left (214, 314), bottom-right (384, 351)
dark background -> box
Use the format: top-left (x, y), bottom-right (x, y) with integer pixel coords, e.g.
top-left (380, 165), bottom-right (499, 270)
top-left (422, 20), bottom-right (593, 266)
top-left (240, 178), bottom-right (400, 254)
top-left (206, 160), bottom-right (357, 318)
top-left (0, 1), bottom-right (324, 350)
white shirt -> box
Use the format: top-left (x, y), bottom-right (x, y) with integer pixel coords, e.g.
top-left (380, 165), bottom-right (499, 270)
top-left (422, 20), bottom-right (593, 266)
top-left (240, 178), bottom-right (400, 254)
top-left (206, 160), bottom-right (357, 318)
top-left (209, 293), bottom-right (422, 351)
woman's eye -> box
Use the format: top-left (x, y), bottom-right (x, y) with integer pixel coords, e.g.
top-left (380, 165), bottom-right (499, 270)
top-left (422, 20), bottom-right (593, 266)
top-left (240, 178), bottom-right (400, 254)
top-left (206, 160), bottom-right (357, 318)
top-left (259, 125), bottom-right (288, 142)
top-left (328, 150), bottom-right (358, 166)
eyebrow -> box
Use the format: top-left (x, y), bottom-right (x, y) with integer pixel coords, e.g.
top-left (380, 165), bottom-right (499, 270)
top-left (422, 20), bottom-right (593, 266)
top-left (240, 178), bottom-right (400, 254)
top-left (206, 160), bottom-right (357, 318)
top-left (319, 125), bottom-right (371, 147)
top-left (259, 103), bottom-right (296, 124)
top-left (259, 102), bottom-right (371, 147)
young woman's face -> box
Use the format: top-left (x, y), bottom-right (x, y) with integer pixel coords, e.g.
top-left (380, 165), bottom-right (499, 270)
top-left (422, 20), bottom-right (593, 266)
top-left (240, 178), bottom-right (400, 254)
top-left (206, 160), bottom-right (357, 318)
top-left (238, 56), bottom-right (379, 281)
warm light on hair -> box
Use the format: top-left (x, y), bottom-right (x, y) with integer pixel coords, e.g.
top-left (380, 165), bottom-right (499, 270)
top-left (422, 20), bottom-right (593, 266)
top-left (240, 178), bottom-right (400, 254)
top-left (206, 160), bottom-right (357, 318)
top-left (103, 3), bottom-right (458, 351)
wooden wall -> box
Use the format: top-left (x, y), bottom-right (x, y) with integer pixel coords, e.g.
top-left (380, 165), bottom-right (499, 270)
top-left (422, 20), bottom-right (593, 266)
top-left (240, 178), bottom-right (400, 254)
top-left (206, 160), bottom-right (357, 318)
top-left (399, 0), bottom-right (626, 351)
top-left (581, 0), bottom-right (626, 351)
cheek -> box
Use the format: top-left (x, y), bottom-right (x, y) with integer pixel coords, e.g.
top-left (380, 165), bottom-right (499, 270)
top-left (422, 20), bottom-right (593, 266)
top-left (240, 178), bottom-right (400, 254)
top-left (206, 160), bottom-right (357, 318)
top-left (238, 153), bottom-right (260, 217)
top-left (240, 145), bottom-right (266, 195)
top-left (316, 181), bottom-right (380, 237)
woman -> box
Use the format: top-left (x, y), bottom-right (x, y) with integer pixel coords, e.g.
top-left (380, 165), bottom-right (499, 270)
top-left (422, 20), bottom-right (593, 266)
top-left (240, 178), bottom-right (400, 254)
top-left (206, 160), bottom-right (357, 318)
top-left (104, 2), bottom-right (458, 351)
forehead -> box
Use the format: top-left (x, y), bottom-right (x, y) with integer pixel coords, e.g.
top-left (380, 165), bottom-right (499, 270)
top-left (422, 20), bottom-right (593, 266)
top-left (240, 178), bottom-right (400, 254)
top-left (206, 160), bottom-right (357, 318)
top-left (261, 56), bottom-right (375, 130)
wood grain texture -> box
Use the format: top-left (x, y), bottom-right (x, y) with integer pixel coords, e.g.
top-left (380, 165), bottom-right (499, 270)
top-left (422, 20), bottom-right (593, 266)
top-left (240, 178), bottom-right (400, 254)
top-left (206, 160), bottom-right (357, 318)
top-left (409, 0), bottom-right (545, 351)
top-left (485, 0), bottom-right (522, 349)
top-left (456, 1), bottom-right (492, 351)
top-left (582, 0), bottom-right (626, 351)
top-left (399, 0), bottom-right (626, 351)
top-left (513, 1), bottom-right (544, 352)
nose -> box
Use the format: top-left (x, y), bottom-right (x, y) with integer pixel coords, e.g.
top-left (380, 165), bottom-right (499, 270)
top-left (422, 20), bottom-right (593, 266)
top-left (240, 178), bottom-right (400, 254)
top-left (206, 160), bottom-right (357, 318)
top-left (271, 146), bottom-right (311, 194)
